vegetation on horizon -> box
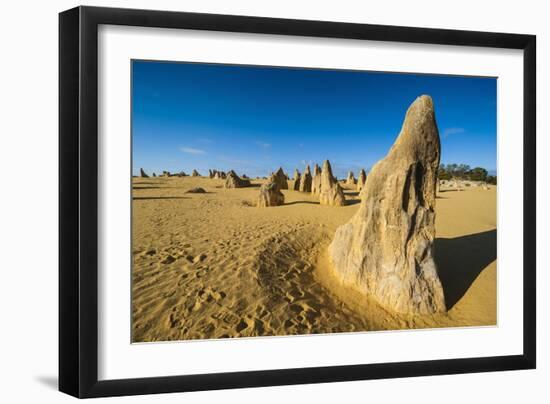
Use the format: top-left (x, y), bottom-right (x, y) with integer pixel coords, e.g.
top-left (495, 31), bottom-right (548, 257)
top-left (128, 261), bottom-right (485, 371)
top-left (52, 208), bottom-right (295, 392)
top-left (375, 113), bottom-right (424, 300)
top-left (438, 164), bottom-right (497, 185)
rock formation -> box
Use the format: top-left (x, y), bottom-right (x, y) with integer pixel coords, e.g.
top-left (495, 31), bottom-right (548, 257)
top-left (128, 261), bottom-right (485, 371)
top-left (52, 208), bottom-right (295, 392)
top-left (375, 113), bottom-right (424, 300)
top-left (346, 171), bottom-right (356, 186)
top-left (311, 164), bottom-right (322, 195)
top-left (257, 181), bottom-right (285, 207)
top-left (192, 169), bottom-right (200, 177)
top-left (161, 171), bottom-right (170, 177)
top-left (152, 172), bottom-right (156, 177)
top-left (140, 168), bottom-right (149, 178)
top-left (299, 165), bottom-right (312, 192)
top-left (272, 167), bottom-right (289, 190)
top-left (357, 169), bottom-right (367, 191)
top-left (213, 171), bottom-right (226, 180)
top-left (318, 160), bottom-right (345, 206)
top-left (186, 187), bottom-right (206, 193)
top-left (328, 95), bottom-right (445, 315)
top-left (293, 169), bottom-right (301, 191)
top-left (224, 170), bottom-right (251, 188)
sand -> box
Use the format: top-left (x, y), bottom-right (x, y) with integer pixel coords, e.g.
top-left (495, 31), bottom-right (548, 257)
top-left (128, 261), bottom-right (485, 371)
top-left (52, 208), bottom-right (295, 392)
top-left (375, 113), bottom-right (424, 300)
top-left (131, 176), bottom-right (496, 342)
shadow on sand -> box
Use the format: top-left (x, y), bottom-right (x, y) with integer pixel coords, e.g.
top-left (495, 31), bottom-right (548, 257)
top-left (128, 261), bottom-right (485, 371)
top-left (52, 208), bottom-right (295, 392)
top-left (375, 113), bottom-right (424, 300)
top-left (435, 229), bottom-right (496, 310)
top-left (133, 196), bottom-right (189, 201)
top-left (132, 186), bottom-right (179, 190)
top-left (284, 200), bottom-right (320, 206)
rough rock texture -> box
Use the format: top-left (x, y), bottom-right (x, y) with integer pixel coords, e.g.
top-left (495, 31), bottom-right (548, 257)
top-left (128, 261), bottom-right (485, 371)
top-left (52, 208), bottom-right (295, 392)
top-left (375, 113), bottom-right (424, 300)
top-left (140, 168), bottom-right (149, 178)
top-left (293, 170), bottom-right (301, 191)
top-left (299, 165), bottom-right (312, 192)
top-left (224, 170), bottom-right (251, 188)
top-left (346, 171), bottom-right (356, 186)
top-left (356, 169), bottom-right (367, 191)
top-left (328, 95), bottom-right (445, 315)
top-left (192, 169), bottom-right (200, 177)
top-left (272, 167), bottom-right (289, 190)
top-left (257, 181), bottom-right (285, 207)
top-left (319, 160), bottom-right (346, 206)
top-left (311, 164), bottom-right (322, 195)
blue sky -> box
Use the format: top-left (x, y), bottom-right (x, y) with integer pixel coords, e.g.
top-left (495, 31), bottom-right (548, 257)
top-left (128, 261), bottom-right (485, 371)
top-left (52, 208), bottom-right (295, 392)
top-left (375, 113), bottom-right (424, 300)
top-left (132, 60), bottom-right (496, 178)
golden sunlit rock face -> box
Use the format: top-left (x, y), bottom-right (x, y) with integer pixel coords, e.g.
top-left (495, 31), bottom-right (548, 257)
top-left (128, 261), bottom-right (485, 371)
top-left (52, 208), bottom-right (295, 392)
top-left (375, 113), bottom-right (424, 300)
top-left (257, 181), bottom-right (285, 207)
top-left (319, 160), bottom-right (346, 207)
top-left (329, 95), bottom-right (446, 315)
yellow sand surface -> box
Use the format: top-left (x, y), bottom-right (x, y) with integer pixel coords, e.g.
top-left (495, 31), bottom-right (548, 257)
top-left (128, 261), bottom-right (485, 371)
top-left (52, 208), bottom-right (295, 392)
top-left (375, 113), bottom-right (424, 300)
top-left (132, 177), bottom-right (496, 342)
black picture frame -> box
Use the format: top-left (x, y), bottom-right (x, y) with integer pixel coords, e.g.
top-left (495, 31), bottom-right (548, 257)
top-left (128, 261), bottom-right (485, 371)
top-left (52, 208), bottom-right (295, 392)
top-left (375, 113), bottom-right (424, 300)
top-left (59, 5), bottom-right (536, 398)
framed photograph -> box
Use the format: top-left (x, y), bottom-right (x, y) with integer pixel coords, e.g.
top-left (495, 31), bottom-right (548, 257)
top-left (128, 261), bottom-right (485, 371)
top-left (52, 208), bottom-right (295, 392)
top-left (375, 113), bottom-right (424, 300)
top-left (59, 6), bottom-right (536, 398)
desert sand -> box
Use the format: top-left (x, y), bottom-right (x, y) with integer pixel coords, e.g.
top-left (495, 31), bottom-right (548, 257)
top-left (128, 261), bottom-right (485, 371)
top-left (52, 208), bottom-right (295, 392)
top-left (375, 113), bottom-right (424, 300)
top-left (131, 175), bottom-right (496, 342)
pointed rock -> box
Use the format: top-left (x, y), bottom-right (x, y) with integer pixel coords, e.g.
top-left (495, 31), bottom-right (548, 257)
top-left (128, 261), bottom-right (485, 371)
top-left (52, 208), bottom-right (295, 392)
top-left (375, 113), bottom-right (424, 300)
top-left (299, 165), bottom-right (312, 192)
top-left (152, 172), bottom-right (157, 177)
top-left (192, 169), bottom-right (200, 177)
top-left (214, 171), bottom-right (226, 179)
top-left (356, 169), bottom-right (367, 191)
top-left (272, 167), bottom-right (289, 190)
top-left (319, 160), bottom-right (345, 206)
top-left (328, 95), bottom-right (445, 314)
top-left (224, 170), bottom-right (251, 188)
top-left (311, 164), bottom-right (322, 195)
top-left (346, 171), bottom-right (356, 186)
top-left (140, 168), bottom-right (149, 178)
top-left (257, 181), bottom-right (285, 207)
top-left (293, 169), bottom-right (301, 191)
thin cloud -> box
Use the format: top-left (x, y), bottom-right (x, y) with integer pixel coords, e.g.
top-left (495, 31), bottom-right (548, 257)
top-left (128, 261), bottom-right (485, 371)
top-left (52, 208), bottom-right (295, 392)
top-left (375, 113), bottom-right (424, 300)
top-left (180, 147), bottom-right (206, 155)
top-left (255, 141), bottom-right (271, 149)
top-left (219, 156), bottom-right (260, 167)
top-left (442, 127), bottom-right (465, 139)
top-left (198, 138), bottom-right (213, 144)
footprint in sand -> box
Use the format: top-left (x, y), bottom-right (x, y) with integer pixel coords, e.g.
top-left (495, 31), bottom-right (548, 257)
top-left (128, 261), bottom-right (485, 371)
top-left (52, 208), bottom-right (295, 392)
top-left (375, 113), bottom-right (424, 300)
top-left (161, 255), bottom-right (176, 264)
top-left (197, 286), bottom-right (226, 303)
top-left (193, 254), bottom-right (207, 263)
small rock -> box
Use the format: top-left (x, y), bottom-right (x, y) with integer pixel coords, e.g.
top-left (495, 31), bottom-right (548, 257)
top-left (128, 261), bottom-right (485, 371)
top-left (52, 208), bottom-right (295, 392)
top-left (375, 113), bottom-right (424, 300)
top-left (186, 187), bottom-right (206, 194)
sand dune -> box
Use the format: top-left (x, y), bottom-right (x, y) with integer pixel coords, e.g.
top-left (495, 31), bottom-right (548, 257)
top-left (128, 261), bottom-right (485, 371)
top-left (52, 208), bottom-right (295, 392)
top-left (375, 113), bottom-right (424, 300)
top-left (132, 176), bottom-right (496, 342)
